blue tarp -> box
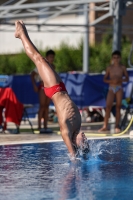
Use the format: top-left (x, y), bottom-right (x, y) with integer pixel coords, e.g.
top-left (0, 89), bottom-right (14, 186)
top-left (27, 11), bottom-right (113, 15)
top-left (1, 71), bottom-right (133, 108)
top-left (60, 73), bottom-right (107, 107)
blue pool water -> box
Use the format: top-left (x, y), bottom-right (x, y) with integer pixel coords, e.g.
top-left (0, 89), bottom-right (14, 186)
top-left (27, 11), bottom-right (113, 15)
top-left (0, 138), bottom-right (133, 200)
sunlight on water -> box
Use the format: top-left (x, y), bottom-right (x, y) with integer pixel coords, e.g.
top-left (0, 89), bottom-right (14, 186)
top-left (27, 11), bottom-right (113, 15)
top-left (0, 138), bottom-right (133, 200)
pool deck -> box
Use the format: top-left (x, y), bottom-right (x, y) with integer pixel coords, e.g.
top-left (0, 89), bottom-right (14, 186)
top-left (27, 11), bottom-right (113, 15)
top-left (0, 120), bottom-right (133, 145)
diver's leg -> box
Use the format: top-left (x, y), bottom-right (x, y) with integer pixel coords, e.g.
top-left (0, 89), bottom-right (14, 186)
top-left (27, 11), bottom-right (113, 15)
top-left (15, 20), bottom-right (58, 87)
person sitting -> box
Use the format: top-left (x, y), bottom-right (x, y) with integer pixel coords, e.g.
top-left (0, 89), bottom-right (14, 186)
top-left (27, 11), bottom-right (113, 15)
top-left (14, 20), bottom-right (89, 160)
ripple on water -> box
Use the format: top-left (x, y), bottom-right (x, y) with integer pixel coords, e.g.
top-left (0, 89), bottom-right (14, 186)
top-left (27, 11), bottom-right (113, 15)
top-left (0, 139), bottom-right (133, 200)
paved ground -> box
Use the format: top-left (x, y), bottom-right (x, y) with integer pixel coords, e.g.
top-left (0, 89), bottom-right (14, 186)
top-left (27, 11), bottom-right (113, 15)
top-left (0, 119), bottom-right (132, 145)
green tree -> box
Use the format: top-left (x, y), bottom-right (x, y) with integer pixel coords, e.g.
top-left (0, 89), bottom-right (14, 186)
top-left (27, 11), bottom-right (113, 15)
top-left (0, 33), bottom-right (132, 74)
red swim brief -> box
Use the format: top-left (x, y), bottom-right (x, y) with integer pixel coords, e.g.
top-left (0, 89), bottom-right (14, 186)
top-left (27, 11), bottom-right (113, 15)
top-left (44, 82), bottom-right (67, 98)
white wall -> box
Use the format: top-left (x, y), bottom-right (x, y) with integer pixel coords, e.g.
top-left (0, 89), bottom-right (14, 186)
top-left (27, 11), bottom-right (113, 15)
top-left (0, 15), bottom-right (85, 54)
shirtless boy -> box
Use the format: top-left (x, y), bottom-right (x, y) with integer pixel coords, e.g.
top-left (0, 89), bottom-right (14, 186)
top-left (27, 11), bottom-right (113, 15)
top-left (99, 50), bottom-right (129, 133)
top-left (14, 20), bottom-right (89, 160)
top-left (31, 50), bottom-right (55, 132)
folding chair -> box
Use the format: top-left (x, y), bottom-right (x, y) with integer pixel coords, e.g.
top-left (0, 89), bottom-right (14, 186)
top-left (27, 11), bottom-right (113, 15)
top-left (0, 75), bottom-right (35, 134)
top-left (21, 104), bottom-right (40, 134)
top-left (20, 104), bottom-right (35, 134)
top-left (7, 104), bottom-right (36, 134)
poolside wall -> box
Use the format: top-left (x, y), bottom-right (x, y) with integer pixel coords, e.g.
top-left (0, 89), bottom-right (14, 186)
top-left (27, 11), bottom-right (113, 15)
top-left (1, 71), bottom-right (133, 109)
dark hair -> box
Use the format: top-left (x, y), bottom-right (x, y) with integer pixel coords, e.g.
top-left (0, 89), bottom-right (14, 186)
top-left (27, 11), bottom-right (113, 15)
top-left (46, 49), bottom-right (55, 57)
top-left (112, 50), bottom-right (121, 57)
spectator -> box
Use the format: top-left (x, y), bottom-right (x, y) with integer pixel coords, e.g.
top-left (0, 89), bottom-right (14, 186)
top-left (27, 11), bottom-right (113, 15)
top-left (31, 50), bottom-right (56, 133)
top-left (98, 50), bottom-right (129, 133)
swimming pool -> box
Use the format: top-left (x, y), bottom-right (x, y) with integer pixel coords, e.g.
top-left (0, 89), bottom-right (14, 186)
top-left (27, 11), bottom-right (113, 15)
top-left (0, 138), bottom-right (133, 200)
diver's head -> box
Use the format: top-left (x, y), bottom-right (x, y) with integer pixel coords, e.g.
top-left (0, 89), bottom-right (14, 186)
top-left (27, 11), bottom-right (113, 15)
top-left (74, 132), bottom-right (90, 156)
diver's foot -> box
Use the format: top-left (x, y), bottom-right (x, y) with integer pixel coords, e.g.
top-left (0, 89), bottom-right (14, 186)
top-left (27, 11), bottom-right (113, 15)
top-left (15, 20), bottom-right (26, 39)
top-left (115, 127), bottom-right (121, 133)
top-left (98, 127), bottom-right (109, 132)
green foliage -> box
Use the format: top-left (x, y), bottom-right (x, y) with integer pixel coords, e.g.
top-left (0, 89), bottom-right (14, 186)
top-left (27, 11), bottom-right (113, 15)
top-left (0, 53), bottom-right (34, 75)
top-left (0, 33), bottom-right (132, 75)
top-left (54, 42), bottom-right (83, 72)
